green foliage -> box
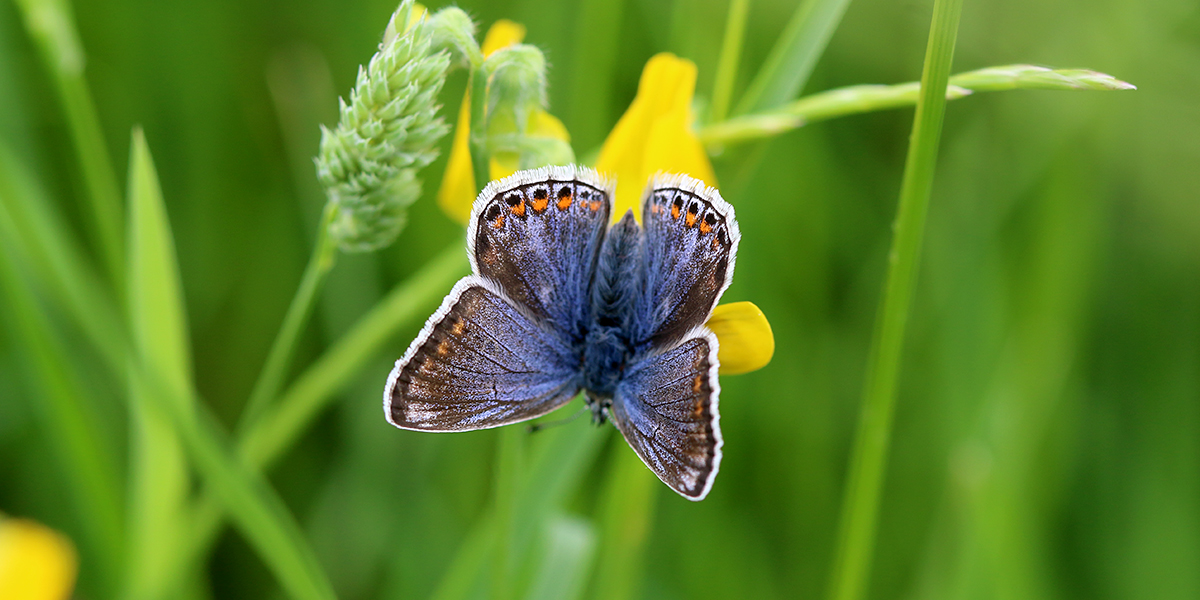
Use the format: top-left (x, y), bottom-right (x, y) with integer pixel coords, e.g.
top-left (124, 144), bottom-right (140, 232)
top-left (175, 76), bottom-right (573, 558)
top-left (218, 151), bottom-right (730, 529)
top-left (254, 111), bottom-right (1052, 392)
top-left (1, 1), bottom-right (1194, 600)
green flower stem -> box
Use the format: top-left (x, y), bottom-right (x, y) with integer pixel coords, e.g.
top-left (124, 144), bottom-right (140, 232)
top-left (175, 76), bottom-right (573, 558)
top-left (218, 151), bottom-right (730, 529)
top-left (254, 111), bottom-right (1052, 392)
top-left (701, 64), bottom-right (1135, 146)
top-left (708, 0), bottom-right (751, 124)
top-left (165, 242), bottom-right (468, 594)
top-left (13, 0), bottom-right (125, 287)
top-left (825, 0), bottom-right (963, 599)
top-left (239, 204), bottom-right (339, 432)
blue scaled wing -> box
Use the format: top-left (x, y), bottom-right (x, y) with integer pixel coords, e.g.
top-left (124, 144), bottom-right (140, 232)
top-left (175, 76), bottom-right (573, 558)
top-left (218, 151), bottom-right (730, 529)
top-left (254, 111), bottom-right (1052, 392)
top-left (385, 276), bottom-right (581, 431)
top-left (469, 165), bottom-right (613, 341)
top-left (634, 174), bottom-right (740, 352)
top-left (610, 329), bottom-right (722, 500)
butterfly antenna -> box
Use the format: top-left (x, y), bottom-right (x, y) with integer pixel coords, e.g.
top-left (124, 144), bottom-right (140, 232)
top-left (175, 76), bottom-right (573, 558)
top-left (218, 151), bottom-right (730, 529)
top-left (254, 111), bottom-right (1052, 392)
top-left (527, 406), bottom-right (588, 434)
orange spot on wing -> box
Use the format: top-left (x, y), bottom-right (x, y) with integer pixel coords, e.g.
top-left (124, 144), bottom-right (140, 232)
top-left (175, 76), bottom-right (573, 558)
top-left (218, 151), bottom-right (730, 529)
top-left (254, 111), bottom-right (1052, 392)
top-left (590, 199), bottom-right (603, 211)
top-left (493, 213), bottom-right (505, 228)
top-left (450, 320), bottom-right (465, 335)
top-left (532, 197), bottom-right (549, 212)
top-left (437, 339), bottom-right (451, 356)
top-left (671, 204), bottom-right (681, 219)
top-left (692, 375), bottom-right (703, 394)
top-left (699, 220), bottom-right (712, 234)
top-left (685, 211), bottom-right (697, 228)
top-left (651, 204), bottom-right (661, 214)
top-left (511, 199), bottom-right (526, 216)
top-left (557, 193), bottom-right (573, 210)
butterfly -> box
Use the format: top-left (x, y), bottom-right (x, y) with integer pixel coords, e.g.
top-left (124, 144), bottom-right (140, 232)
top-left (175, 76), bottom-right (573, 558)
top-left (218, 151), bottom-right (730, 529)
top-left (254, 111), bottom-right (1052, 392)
top-left (384, 165), bottom-right (739, 500)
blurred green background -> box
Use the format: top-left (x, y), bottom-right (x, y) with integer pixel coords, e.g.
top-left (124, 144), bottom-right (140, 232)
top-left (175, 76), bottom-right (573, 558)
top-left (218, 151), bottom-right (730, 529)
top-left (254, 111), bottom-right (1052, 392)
top-left (0, 0), bottom-right (1196, 599)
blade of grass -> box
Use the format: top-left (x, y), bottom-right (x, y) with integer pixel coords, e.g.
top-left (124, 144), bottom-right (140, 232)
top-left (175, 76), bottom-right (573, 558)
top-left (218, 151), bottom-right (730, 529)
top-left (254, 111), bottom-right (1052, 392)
top-left (126, 129), bottom-right (337, 600)
top-left (566, 0), bottom-right (627, 150)
top-left (0, 143), bottom-right (125, 369)
top-left (825, 0), bottom-right (963, 599)
top-left (159, 243), bottom-right (467, 596)
top-left (0, 212), bottom-right (123, 598)
top-left (587, 448), bottom-right (658, 600)
top-left (732, 0), bottom-right (853, 116)
top-left (708, 0), bottom-right (751, 124)
top-left (12, 0), bottom-right (124, 286)
top-left (524, 515), bottom-right (597, 600)
top-left (125, 127), bottom-right (192, 600)
top-left (238, 203), bottom-right (338, 432)
top-left (700, 65), bottom-right (1135, 146)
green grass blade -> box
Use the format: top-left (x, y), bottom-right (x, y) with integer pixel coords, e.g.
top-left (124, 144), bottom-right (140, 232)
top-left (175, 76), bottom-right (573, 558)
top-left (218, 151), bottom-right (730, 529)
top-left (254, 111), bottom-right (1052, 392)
top-left (708, 0), bottom-right (751, 124)
top-left (241, 242), bottom-right (468, 468)
top-left (566, 0), bottom-right (627, 151)
top-left (124, 127), bottom-right (195, 600)
top-left (126, 129), bottom-right (337, 600)
top-left (524, 515), bottom-right (597, 600)
top-left (12, 0), bottom-right (124, 286)
top-left (825, 0), bottom-right (964, 599)
top-left (0, 211), bottom-right (124, 597)
top-left (700, 65), bottom-right (1135, 146)
top-left (732, 0), bottom-right (853, 116)
top-left (587, 449), bottom-right (658, 600)
top-left (0, 143), bottom-right (125, 369)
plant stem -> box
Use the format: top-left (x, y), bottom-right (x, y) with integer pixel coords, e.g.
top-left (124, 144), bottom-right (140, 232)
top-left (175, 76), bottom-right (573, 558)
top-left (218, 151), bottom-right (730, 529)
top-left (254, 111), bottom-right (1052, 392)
top-left (13, 0), bottom-right (125, 287)
top-left (469, 69), bottom-right (492, 190)
top-left (825, 0), bottom-right (963, 599)
top-left (239, 204), bottom-right (338, 432)
top-left (700, 65), bottom-right (1134, 146)
top-left (708, 0), bottom-right (751, 124)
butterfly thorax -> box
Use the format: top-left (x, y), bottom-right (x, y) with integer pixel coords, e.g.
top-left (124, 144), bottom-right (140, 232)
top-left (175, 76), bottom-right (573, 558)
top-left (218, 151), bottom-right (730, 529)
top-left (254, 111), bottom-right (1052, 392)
top-left (579, 211), bottom-right (642, 411)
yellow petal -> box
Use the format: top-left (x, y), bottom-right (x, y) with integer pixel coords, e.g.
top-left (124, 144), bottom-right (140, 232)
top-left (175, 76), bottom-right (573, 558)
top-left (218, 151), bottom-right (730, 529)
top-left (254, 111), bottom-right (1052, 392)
top-left (437, 20), bottom-right (528, 224)
top-left (707, 301), bottom-right (774, 375)
top-left (596, 53), bottom-right (717, 221)
top-left (0, 518), bottom-right (77, 600)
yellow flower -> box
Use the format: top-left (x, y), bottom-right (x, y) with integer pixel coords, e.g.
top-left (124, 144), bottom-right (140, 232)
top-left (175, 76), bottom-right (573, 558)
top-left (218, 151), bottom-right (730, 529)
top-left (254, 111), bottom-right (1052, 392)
top-left (596, 53), bottom-right (717, 221)
top-left (436, 20), bottom-right (571, 224)
top-left (598, 53), bottom-right (771, 375)
top-left (0, 518), bottom-right (77, 600)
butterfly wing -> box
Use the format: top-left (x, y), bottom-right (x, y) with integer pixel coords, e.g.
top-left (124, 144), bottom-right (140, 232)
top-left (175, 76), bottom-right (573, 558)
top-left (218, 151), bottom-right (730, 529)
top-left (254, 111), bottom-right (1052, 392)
top-left (633, 174), bottom-right (740, 351)
top-left (385, 276), bottom-right (581, 431)
top-left (469, 165), bottom-right (612, 340)
top-left (609, 329), bottom-right (722, 500)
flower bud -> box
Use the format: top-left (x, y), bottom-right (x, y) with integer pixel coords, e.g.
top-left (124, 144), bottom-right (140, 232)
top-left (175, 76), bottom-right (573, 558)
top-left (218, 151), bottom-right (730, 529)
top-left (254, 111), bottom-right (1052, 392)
top-left (483, 44), bottom-right (547, 135)
top-left (426, 7), bottom-right (481, 69)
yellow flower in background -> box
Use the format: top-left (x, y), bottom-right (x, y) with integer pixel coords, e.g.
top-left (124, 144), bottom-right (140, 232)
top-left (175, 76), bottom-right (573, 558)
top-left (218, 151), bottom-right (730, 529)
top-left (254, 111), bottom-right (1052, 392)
top-left (437, 20), bottom-right (571, 224)
top-left (707, 302), bottom-right (774, 374)
top-left (596, 53), bottom-right (718, 221)
top-left (0, 518), bottom-right (77, 600)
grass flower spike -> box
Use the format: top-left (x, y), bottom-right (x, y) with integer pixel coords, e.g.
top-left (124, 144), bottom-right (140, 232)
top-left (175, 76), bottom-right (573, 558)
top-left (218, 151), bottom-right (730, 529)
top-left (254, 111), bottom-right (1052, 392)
top-left (0, 518), bottom-right (77, 600)
top-left (596, 53), bottom-right (717, 220)
top-left (315, 0), bottom-right (453, 252)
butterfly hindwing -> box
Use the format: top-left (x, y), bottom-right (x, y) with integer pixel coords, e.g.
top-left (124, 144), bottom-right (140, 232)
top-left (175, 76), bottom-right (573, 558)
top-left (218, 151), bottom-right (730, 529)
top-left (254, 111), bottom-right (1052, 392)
top-left (610, 329), bottom-right (722, 500)
top-left (385, 276), bottom-right (581, 431)
top-left (469, 165), bottom-right (612, 339)
top-left (635, 175), bottom-right (740, 351)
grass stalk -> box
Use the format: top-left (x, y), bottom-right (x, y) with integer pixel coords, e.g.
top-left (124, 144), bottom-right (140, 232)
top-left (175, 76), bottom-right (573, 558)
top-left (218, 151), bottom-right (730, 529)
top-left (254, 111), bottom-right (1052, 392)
top-left (825, 0), bottom-right (963, 599)
top-left (700, 65), bottom-right (1135, 146)
top-left (708, 0), bottom-right (751, 124)
top-left (239, 204), bottom-right (339, 431)
top-left (732, 0), bottom-right (853, 115)
top-left (12, 0), bottom-right (125, 286)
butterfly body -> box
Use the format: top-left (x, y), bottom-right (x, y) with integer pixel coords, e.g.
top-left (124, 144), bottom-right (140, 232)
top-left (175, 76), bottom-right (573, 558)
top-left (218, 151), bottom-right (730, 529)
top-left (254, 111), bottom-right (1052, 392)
top-left (386, 165), bottom-right (739, 499)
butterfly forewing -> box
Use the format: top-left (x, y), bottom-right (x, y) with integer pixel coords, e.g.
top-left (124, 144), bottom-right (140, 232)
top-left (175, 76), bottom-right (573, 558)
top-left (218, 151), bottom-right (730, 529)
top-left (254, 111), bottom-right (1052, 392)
top-left (610, 329), bottom-right (722, 500)
top-left (469, 165), bottom-right (612, 339)
top-left (385, 276), bottom-right (581, 431)
top-left (635, 175), bottom-right (740, 351)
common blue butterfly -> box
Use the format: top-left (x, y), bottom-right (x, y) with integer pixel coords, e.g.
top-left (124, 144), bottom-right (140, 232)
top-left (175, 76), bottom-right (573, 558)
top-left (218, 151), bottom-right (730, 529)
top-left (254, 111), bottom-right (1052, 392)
top-left (384, 165), bottom-right (739, 500)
